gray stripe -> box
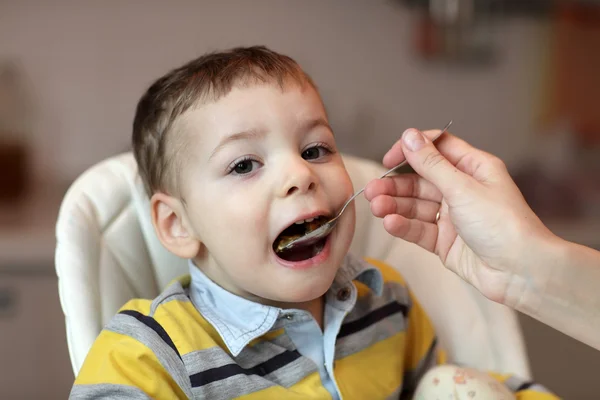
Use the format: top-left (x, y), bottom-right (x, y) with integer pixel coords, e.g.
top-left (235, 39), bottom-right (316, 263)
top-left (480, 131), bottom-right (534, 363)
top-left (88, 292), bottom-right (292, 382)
top-left (187, 333), bottom-right (317, 399)
top-left (190, 355), bottom-right (317, 400)
top-left (70, 383), bottom-right (152, 399)
top-left (344, 281), bottom-right (411, 323)
top-left (183, 347), bottom-right (237, 376)
top-left (107, 313), bottom-right (193, 398)
top-left (266, 355), bottom-right (317, 387)
top-left (400, 337), bottom-right (439, 395)
top-left (150, 283), bottom-right (190, 315)
top-left (183, 332), bottom-right (295, 375)
top-left (504, 374), bottom-right (527, 390)
top-left (386, 386), bottom-right (402, 400)
top-left (335, 310), bottom-right (406, 360)
top-left (525, 384), bottom-right (552, 394)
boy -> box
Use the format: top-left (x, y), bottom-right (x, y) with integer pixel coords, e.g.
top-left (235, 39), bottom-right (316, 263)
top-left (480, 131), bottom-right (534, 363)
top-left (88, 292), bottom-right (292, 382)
top-left (70, 46), bottom-right (557, 399)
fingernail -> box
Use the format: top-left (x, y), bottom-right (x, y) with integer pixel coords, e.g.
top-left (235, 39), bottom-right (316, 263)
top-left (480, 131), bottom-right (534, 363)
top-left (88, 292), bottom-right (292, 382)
top-left (402, 129), bottom-right (425, 151)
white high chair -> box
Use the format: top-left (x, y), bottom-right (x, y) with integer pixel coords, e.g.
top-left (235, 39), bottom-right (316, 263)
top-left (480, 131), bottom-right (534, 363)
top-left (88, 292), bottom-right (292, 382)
top-left (55, 152), bottom-right (531, 379)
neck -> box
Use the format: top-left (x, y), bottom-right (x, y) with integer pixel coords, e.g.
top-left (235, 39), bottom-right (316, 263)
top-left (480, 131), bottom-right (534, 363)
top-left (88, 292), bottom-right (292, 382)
top-left (192, 256), bottom-right (326, 330)
top-left (278, 296), bottom-right (325, 330)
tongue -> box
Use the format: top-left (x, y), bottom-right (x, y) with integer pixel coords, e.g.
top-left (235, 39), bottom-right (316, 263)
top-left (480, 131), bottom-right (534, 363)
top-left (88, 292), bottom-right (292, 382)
top-left (277, 239), bottom-right (326, 262)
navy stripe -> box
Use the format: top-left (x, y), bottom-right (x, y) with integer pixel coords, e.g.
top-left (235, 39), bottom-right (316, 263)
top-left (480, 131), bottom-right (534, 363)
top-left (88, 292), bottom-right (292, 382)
top-left (338, 301), bottom-right (408, 338)
top-left (119, 310), bottom-right (182, 360)
top-left (515, 381), bottom-right (534, 392)
top-left (189, 350), bottom-right (302, 387)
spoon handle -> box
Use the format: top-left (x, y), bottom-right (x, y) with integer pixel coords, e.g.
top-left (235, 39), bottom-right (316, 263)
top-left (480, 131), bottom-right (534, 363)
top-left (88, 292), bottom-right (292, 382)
top-left (377, 120), bottom-right (453, 180)
top-left (338, 120), bottom-right (453, 217)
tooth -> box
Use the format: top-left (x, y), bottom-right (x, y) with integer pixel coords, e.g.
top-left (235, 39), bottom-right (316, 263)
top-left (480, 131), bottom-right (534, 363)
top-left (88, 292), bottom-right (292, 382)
top-left (294, 221), bottom-right (304, 225)
top-left (305, 218), bottom-right (314, 222)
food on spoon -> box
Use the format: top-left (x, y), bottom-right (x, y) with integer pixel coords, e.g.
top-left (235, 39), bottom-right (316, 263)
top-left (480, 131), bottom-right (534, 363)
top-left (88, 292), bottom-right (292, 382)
top-left (274, 217), bottom-right (326, 253)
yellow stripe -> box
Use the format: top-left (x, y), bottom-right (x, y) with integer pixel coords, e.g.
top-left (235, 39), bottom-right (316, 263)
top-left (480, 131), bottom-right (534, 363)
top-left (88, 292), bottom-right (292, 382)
top-left (436, 348), bottom-right (448, 365)
top-left (75, 330), bottom-right (186, 399)
top-left (117, 298), bottom-right (152, 315)
top-left (363, 258), bottom-right (439, 371)
top-left (403, 290), bottom-right (437, 370)
top-left (335, 332), bottom-right (406, 399)
top-left (153, 298), bottom-right (229, 356)
top-left (516, 391), bottom-right (560, 400)
top-left (353, 280), bottom-right (371, 298)
top-left (155, 298), bottom-right (287, 356)
top-left (231, 372), bottom-right (331, 399)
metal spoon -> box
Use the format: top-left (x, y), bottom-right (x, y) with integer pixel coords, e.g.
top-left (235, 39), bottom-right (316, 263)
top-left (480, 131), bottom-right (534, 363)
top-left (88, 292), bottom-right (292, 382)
top-left (276, 120), bottom-right (453, 252)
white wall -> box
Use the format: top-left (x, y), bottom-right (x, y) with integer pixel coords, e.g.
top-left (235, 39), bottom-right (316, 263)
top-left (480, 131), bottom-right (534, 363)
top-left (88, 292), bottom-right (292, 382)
top-left (1, 0), bottom-right (545, 182)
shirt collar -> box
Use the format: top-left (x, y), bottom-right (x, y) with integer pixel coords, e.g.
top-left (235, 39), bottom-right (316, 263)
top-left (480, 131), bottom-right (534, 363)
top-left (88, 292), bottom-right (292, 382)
top-left (187, 253), bottom-right (383, 356)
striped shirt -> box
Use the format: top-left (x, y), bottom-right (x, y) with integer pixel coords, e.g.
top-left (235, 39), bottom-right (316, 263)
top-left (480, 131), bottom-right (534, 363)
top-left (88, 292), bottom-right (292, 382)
top-left (70, 254), bottom-right (557, 399)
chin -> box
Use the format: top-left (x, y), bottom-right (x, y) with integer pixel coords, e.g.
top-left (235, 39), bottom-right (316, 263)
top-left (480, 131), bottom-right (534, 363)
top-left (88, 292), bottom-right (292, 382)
top-left (272, 281), bottom-right (332, 304)
top-left (264, 264), bottom-right (338, 303)
top-left (266, 220), bottom-right (353, 303)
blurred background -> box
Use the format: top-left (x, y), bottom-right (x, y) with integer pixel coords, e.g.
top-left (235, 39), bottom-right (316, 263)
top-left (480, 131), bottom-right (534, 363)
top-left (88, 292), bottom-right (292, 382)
top-left (1, 0), bottom-right (599, 398)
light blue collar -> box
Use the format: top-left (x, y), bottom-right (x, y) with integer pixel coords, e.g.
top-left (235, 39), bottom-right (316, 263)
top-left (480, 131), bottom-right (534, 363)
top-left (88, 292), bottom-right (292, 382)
top-left (188, 253), bottom-right (383, 356)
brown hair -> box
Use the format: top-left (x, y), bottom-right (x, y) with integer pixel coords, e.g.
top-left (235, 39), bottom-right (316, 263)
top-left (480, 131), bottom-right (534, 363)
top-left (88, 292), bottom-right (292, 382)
top-left (132, 45), bottom-right (315, 196)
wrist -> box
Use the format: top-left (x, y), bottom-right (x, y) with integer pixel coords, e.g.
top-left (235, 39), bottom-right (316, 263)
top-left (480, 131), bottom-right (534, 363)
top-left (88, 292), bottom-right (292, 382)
top-left (502, 229), bottom-right (565, 313)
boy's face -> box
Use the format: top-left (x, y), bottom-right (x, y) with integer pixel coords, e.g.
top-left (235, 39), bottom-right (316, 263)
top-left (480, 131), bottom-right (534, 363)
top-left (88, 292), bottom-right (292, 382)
top-left (165, 82), bottom-right (355, 306)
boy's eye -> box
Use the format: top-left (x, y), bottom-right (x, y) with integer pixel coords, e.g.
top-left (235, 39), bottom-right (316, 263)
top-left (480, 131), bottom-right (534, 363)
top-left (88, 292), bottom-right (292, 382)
top-left (302, 146), bottom-right (329, 160)
top-left (230, 159), bottom-right (260, 175)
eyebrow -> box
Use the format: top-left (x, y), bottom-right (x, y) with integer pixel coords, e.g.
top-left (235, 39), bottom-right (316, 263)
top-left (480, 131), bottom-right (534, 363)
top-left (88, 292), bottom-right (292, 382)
top-left (300, 117), bottom-right (334, 137)
top-left (209, 117), bottom-right (333, 160)
top-left (209, 129), bottom-right (265, 161)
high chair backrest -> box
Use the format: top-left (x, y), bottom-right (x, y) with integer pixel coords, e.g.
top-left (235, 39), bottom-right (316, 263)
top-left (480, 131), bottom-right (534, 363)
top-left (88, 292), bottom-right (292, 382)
top-left (55, 152), bottom-right (531, 378)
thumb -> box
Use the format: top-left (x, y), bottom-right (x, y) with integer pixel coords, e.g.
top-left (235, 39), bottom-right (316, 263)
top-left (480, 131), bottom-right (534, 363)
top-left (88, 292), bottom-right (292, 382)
top-left (401, 129), bottom-right (471, 197)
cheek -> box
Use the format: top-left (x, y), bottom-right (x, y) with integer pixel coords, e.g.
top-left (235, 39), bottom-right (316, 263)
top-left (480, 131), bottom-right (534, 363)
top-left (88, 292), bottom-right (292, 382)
top-left (201, 188), bottom-right (269, 234)
top-left (329, 167), bottom-right (353, 199)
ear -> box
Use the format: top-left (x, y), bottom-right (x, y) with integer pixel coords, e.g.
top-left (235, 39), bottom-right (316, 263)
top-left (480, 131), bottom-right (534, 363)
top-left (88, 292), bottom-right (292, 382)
top-left (150, 192), bottom-right (201, 259)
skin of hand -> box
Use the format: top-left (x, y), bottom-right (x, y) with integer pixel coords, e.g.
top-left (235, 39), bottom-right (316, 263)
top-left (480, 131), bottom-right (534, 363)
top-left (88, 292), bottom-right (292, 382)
top-left (363, 128), bottom-right (559, 306)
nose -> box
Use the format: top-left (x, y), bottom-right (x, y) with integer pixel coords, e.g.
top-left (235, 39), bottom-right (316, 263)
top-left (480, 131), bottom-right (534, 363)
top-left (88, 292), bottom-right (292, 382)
top-left (278, 158), bottom-right (318, 198)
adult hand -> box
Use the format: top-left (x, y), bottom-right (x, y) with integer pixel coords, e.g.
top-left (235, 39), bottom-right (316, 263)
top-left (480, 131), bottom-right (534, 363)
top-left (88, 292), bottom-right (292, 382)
top-left (364, 128), bottom-right (557, 305)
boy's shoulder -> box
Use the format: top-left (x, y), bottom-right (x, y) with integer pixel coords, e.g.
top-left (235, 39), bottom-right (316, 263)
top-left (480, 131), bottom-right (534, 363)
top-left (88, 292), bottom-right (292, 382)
top-left (74, 276), bottom-right (214, 398)
top-left (105, 274), bottom-right (223, 357)
top-left (117, 274), bottom-right (192, 317)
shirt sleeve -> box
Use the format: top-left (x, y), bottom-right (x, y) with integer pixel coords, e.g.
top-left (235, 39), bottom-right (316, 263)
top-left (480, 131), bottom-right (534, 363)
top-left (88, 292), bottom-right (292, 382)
top-left (70, 304), bottom-right (190, 399)
top-left (400, 286), bottom-right (446, 396)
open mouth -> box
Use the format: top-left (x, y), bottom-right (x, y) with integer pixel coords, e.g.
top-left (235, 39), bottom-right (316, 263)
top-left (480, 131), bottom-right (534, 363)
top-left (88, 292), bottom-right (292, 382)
top-left (273, 216), bottom-right (329, 262)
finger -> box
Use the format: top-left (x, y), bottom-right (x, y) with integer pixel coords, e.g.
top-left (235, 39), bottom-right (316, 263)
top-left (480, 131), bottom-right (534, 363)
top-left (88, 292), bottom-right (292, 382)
top-left (423, 131), bottom-right (503, 180)
top-left (370, 195), bottom-right (440, 223)
top-left (401, 129), bottom-right (475, 197)
top-left (364, 173), bottom-right (442, 203)
top-left (382, 214), bottom-right (438, 253)
top-left (383, 129), bottom-right (442, 168)
top-left (387, 129), bottom-right (500, 180)
top-left (434, 216), bottom-right (459, 266)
